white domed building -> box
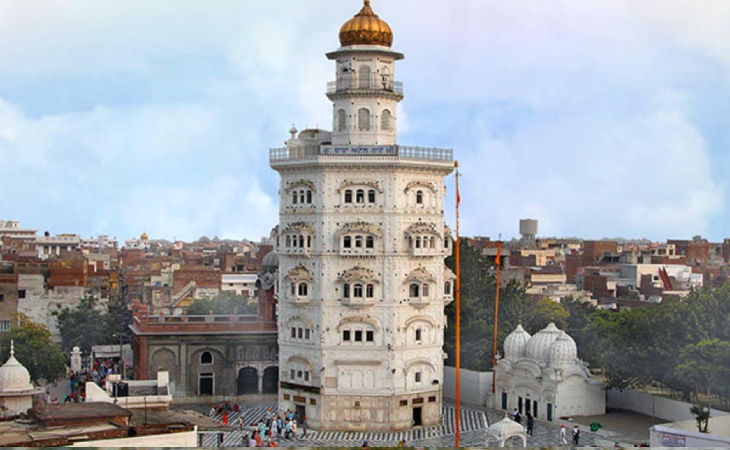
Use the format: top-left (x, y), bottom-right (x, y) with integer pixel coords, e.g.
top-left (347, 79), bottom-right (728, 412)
top-left (494, 323), bottom-right (605, 422)
top-left (0, 341), bottom-right (42, 417)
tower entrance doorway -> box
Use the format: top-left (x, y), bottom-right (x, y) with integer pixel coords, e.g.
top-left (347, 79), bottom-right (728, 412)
top-left (412, 407), bottom-right (423, 427)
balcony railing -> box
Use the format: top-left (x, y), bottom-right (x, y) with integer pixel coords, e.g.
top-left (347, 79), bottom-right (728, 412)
top-left (327, 74), bottom-right (403, 95)
top-left (270, 145), bottom-right (453, 164)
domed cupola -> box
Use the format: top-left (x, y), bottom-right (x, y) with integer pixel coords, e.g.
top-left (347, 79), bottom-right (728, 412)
top-left (503, 324), bottom-right (531, 360)
top-left (339, 0), bottom-right (393, 47)
top-left (548, 331), bottom-right (578, 368)
top-left (524, 322), bottom-right (562, 364)
top-left (0, 341), bottom-right (34, 393)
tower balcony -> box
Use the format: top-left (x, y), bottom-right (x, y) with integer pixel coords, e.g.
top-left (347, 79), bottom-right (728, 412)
top-left (270, 145), bottom-right (453, 164)
top-left (341, 297), bottom-right (375, 309)
top-left (327, 74), bottom-right (403, 96)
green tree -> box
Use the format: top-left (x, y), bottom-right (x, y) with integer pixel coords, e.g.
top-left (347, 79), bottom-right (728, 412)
top-left (676, 339), bottom-right (730, 432)
top-left (57, 296), bottom-right (114, 354)
top-left (186, 291), bottom-right (258, 316)
top-left (0, 314), bottom-right (67, 384)
top-left (528, 297), bottom-right (570, 331)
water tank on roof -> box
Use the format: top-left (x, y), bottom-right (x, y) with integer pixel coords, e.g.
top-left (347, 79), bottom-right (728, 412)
top-left (519, 219), bottom-right (538, 237)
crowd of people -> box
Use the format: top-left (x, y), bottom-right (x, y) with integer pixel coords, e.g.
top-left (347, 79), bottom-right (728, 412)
top-left (50, 358), bottom-right (125, 404)
top-left (208, 404), bottom-right (308, 447)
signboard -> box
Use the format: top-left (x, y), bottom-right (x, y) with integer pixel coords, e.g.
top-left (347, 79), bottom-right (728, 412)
top-left (321, 146), bottom-right (397, 156)
top-left (661, 433), bottom-right (686, 447)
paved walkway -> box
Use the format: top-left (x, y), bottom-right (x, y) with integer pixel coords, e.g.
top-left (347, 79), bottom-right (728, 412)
top-left (201, 403), bottom-right (602, 447)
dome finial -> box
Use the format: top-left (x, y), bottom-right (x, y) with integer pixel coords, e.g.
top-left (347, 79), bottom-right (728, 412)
top-left (364, 0), bottom-right (370, 6)
top-left (10, 340), bottom-right (14, 358)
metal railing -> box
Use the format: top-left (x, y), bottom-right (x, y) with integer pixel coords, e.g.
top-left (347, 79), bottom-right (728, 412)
top-left (270, 145), bottom-right (453, 163)
top-left (327, 74), bottom-right (403, 95)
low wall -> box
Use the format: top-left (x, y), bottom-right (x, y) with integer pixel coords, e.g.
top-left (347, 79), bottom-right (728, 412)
top-left (443, 366), bottom-right (493, 406)
top-left (608, 389), bottom-right (729, 422)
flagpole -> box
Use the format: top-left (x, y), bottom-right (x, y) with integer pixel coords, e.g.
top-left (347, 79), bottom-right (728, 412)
top-left (454, 161), bottom-right (461, 447)
top-left (492, 241), bottom-right (502, 395)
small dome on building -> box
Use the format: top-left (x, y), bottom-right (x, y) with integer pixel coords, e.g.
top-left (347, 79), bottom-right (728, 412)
top-left (140, 232), bottom-right (149, 241)
top-left (525, 322), bottom-right (562, 364)
top-left (0, 342), bottom-right (33, 393)
top-left (504, 324), bottom-right (531, 360)
top-left (261, 251), bottom-right (279, 269)
top-left (487, 414), bottom-right (527, 446)
top-left (549, 331), bottom-right (578, 367)
top-left (339, 0), bottom-right (393, 48)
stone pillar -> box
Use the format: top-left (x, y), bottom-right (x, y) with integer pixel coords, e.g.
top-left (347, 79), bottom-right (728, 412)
top-left (258, 371), bottom-right (264, 394)
top-left (70, 346), bottom-right (82, 373)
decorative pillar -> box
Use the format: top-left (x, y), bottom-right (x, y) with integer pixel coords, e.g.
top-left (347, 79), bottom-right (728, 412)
top-left (70, 346), bottom-right (82, 373)
top-left (258, 371), bottom-right (264, 393)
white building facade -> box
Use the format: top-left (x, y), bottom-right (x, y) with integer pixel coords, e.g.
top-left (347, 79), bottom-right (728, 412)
top-left (271, 0), bottom-right (455, 431)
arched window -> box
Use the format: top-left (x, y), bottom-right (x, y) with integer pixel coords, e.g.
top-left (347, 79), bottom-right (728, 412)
top-left (345, 190), bottom-right (353, 203)
top-left (358, 65), bottom-right (371, 89)
top-left (353, 284), bottom-right (363, 298)
top-left (381, 109), bottom-right (392, 131)
top-left (423, 284), bottom-right (430, 297)
top-left (285, 236), bottom-right (291, 248)
top-left (306, 190), bottom-right (312, 204)
top-left (307, 236), bottom-right (312, 248)
top-left (366, 236), bottom-right (374, 249)
top-left (344, 236), bottom-right (352, 248)
top-left (343, 283), bottom-right (350, 298)
top-left (299, 236), bottom-right (305, 248)
top-left (337, 109), bottom-right (347, 132)
top-left (299, 191), bottom-right (305, 204)
top-left (416, 190), bottom-right (424, 204)
top-left (444, 237), bottom-right (449, 248)
top-left (430, 237), bottom-right (436, 248)
top-left (292, 192), bottom-right (298, 204)
top-left (201, 351), bottom-right (213, 365)
top-left (355, 236), bottom-right (363, 248)
top-left (290, 283), bottom-right (296, 296)
top-left (444, 282), bottom-right (452, 295)
top-left (366, 284), bottom-right (374, 298)
top-left (368, 190), bottom-right (376, 203)
top-left (356, 189), bottom-right (365, 203)
top-left (415, 237), bottom-right (421, 249)
top-left (415, 328), bottom-right (422, 342)
top-left (298, 283), bottom-right (308, 297)
top-left (409, 284), bottom-right (420, 298)
top-left (358, 108), bottom-right (371, 131)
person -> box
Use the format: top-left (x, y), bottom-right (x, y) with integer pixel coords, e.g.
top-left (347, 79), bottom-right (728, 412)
top-left (254, 430), bottom-right (263, 447)
top-left (238, 416), bottom-right (244, 430)
top-left (284, 419), bottom-right (292, 439)
top-left (291, 420), bottom-right (298, 440)
top-left (526, 412), bottom-right (534, 436)
top-left (362, 440), bottom-right (370, 448)
top-left (302, 416), bottom-right (308, 437)
top-left (512, 408), bottom-right (519, 420)
top-left (398, 439), bottom-right (407, 447)
top-left (248, 433), bottom-right (257, 447)
top-left (514, 410), bottom-right (522, 424)
top-left (222, 410), bottom-right (228, 425)
top-left (233, 403), bottom-right (240, 412)
top-left (560, 424), bottom-right (568, 445)
top-left (573, 425), bottom-right (580, 445)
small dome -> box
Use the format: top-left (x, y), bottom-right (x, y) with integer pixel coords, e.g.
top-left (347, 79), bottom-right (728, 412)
top-left (549, 331), bottom-right (578, 367)
top-left (339, 0), bottom-right (393, 48)
top-left (140, 232), bottom-right (149, 241)
top-left (0, 342), bottom-right (33, 393)
top-left (503, 324), bottom-right (531, 360)
top-left (487, 415), bottom-right (525, 440)
top-left (525, 322), bottom-right (562, 363)
top-left (261, 250), bottom-right (279, 269)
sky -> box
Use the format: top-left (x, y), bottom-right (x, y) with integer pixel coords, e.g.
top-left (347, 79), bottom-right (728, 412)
top-left (1, 0), bottom-right (729, 243)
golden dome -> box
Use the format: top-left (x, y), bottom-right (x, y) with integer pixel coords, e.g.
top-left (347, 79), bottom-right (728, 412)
top-left (141, 232), bottom-right (148, 241)
top-left (339, 0), bottom-right (393, 48)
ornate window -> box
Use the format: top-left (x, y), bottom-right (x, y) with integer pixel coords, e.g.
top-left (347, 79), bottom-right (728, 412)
top-left (366, 284), bottom-right (374, 298)
top-left (292, 192), bottom-right (298, 204)
top-left (298, 283), bottom-right (308, 296)
top-left (366, 236), bottom-right (374, 249)
top-left (444, 281), bottom-right (452, 295)
top-left (339, 266), bottom-right (379, 307)
top-left (201, 351), bottom-right (213, 365)
top-left (358, 108), bottom-right (371, 131)
top-left (353, 284), bottom-right (363, 298)
top-left (409, 284), bottom-right (420, 298)
top-left (368, 189), bottom-right (376, 203)
top-left (344, 236), bottom-right (352, 248)
top-left (416, 190), bottom-right (424, 204)
top-left (381, 109), bottom-right (392, 131)
top-left (415, 328), bottom-right (423, 342)
top-left (345, 189), bottom-right (353, 203)
top-left (405, 268), bottom-right (436, 307)
top-left (356, 189), bottom-right (365, 203)
top-left (337, 109), bottom-right (347, 132)
top-left (358, 65), bottom-right (371, 89)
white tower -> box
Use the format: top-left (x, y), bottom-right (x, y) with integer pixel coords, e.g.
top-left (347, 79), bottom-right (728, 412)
top-left (271, 0), bottom-right (455, 431)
